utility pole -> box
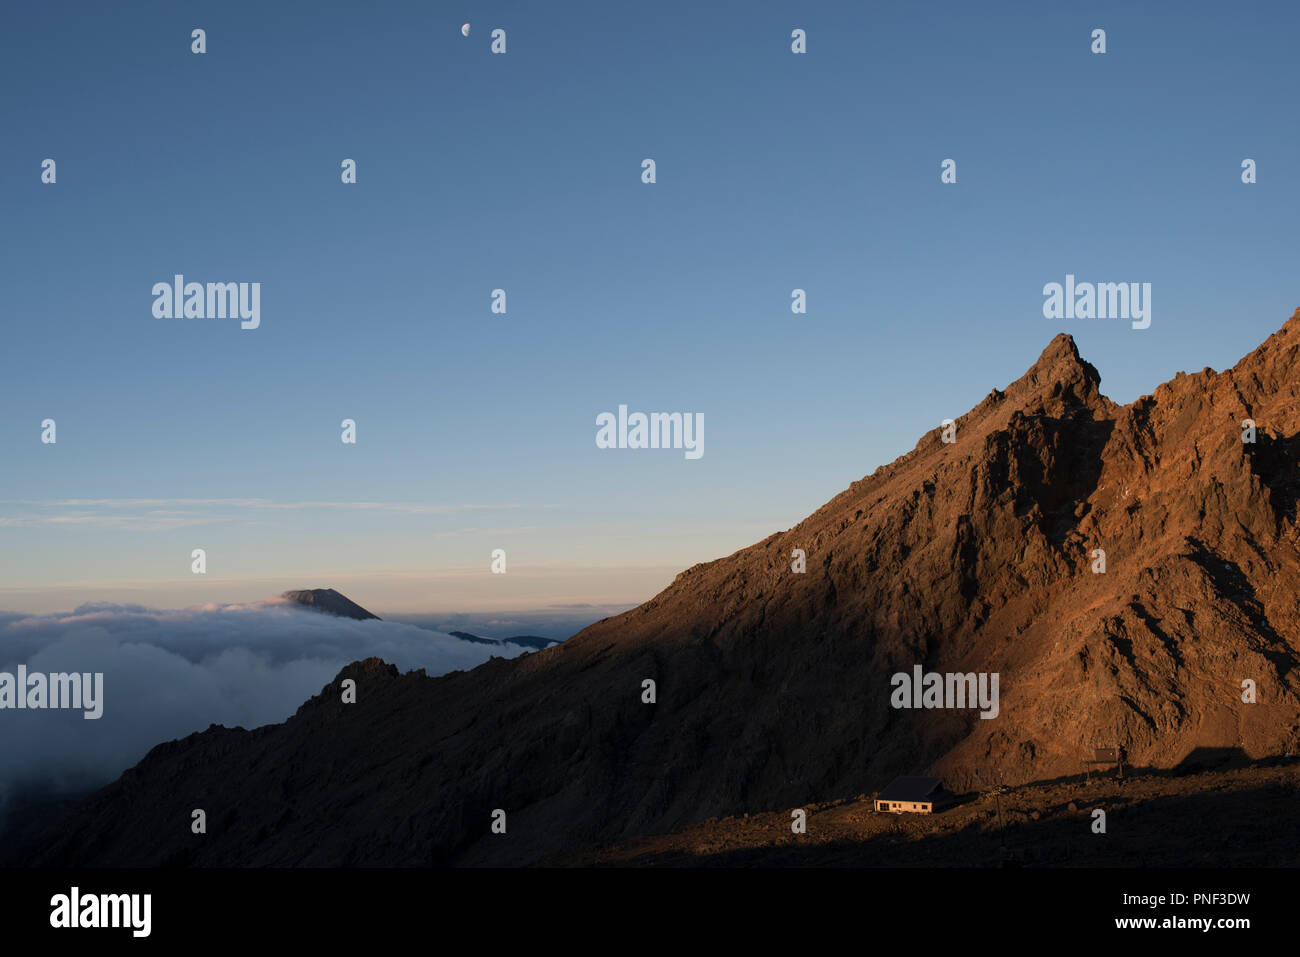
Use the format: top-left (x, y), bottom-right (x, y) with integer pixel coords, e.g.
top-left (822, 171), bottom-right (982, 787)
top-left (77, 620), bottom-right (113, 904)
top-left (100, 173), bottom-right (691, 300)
top-left (989, 780), bottom-right (1007, 856)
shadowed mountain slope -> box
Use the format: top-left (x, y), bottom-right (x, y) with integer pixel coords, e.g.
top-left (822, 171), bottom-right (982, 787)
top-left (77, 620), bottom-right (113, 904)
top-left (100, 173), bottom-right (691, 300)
top-left (14, 312), bottom-right (1300, 866)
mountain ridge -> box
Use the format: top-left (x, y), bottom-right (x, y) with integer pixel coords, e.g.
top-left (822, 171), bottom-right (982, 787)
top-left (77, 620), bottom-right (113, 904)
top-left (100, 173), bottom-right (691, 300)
top-left (12, 311), bottom-right (1300, 867)
top-left (448, 630), bottom-right (560, 651)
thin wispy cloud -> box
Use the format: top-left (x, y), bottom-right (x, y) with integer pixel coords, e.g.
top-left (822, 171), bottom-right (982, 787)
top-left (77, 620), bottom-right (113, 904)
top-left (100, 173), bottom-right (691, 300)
top-left (0, 514), bottom-right (216, 531)
top-left (1, 498), bottom-right (532, 512)
top-left (0, 498), bottom-right (546, 531)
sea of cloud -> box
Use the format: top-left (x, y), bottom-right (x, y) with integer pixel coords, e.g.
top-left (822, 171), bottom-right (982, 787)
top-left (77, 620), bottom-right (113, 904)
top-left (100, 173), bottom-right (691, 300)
top-left (0, 600), bottom-right (528, 812)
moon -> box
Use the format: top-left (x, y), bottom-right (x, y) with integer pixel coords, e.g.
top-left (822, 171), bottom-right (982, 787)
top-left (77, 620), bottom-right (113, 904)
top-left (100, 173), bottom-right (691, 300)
top-left (461, 23), bottom-right (470, 37)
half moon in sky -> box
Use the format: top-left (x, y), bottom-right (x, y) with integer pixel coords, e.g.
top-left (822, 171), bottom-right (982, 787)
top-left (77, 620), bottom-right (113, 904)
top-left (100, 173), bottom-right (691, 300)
top-left (461, 23), bottom-right (470, 37)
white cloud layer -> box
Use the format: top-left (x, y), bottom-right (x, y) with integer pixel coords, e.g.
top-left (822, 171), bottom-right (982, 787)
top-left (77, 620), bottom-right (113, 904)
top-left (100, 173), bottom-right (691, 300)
top-left (0, 601), bottom-right (528, 811)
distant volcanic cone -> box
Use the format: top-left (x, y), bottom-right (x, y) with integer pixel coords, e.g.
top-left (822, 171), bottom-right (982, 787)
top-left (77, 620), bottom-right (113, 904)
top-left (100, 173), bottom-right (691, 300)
top-left (280, 588), bottom-right (380, 621)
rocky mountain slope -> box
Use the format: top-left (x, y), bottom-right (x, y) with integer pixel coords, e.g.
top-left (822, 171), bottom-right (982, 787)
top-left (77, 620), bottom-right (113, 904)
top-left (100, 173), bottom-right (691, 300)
top-left (12, 312), bottom-right (1300, 866)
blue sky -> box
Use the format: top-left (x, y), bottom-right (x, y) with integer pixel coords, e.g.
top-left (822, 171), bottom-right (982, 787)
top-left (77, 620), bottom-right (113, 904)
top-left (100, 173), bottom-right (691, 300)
top-left (2, 0), bottom-right (1297, 613)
